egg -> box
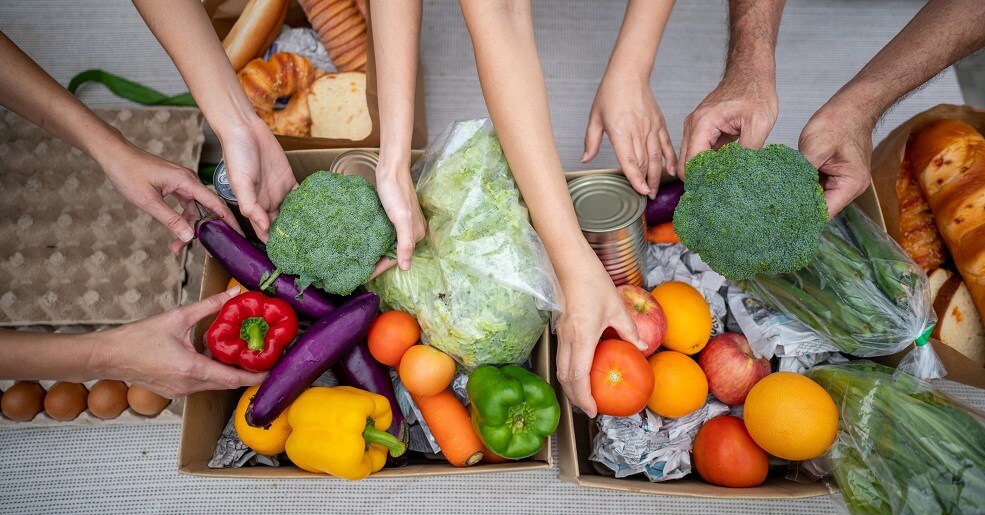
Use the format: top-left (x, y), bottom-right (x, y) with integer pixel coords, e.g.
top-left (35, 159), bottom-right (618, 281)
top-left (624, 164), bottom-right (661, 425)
top-left (127, 384), bottom-right (171, 416)
top-left (44, 382), bottom-right (89, 421)
top-left (1, 381), bottom-right (46, 422)
top-left (87, 380), bottom-right (129, 419)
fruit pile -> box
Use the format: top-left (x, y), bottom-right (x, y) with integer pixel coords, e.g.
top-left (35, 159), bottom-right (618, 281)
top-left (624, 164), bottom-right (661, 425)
top-left (589, 281), bottom-right (839, 488)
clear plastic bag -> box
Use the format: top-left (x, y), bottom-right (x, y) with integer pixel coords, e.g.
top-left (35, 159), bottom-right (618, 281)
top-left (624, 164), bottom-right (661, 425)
top-left (806, 362), bottom-right (985, 514)
top-left (742, 204), bottom-right (937, 359)
top-left (367, 119), bottom-right (561, 368)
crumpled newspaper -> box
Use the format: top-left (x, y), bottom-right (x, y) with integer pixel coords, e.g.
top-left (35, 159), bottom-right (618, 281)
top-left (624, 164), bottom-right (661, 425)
top-left (645, 244), bottom-right (729, 337)
top-left (590, 399), bottom-right (729, 481)
top-left (392, 371), bottom-right (441, 454)
top-left (264, 26), bottom-right (336, 73)
top-left (778, 352), bottom-right (850, 374)
top-left (728, 285), bottom-right (841, 359)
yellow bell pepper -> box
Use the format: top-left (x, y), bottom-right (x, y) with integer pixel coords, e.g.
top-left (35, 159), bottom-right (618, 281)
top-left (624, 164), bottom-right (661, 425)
top-left (285, 386), bottom-right (406, 480)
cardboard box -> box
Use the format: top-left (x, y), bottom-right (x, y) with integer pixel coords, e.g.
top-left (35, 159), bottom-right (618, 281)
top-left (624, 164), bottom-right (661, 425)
top-left (556, 168), bottom-right (985, 498)
top-left (203, 0), bottom-right (427, 150)
top-left (179, 148), bottom-right (552, 477)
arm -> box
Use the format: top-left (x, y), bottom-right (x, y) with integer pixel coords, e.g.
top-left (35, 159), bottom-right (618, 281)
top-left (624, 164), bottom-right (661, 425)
top-left (131, 0), bottom-right (297, 241)
top-left (0, 290), bottom-right (264, 398)
top-left (0, 31), bottom-right (238, 253)
top-left (678, 0), bottom-right (785, 166)
top-left (800, 0), bottom-right (985, 217)
top-left (370, 0), bottom-right (426, 271)
top-left (584, 0), bottom-right (677, 197)
top-left (459, 0), bottom-right (642, 417)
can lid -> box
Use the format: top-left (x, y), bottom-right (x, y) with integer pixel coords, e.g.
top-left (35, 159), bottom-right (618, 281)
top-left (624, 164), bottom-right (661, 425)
top-left (213, 160), bottom-right (237, 204)
top-left (569, 174), bottom-right (646, 233)
top-left (330, 149), bottom-right (380, 179)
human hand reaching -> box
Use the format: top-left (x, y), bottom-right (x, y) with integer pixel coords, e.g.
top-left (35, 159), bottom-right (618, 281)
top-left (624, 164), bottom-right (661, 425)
top-left (375, 155), bottom-right (426, 273)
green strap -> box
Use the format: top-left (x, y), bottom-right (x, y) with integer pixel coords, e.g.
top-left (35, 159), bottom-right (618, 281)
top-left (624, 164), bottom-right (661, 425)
top-left (916, 326), bottom-right (934, 346)
top-left (68, 69), bottom-right (196, 107)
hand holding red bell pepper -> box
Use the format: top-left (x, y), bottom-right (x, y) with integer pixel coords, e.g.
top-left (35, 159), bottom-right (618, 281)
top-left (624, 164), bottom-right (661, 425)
top-left (206, 291), bottom-right (298, 372)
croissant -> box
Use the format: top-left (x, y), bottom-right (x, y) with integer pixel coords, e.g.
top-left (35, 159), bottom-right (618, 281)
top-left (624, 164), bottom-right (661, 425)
top-left (237, 52), bottom-right (320, 137)
top-left (298, 0), bottom-right (368, 72)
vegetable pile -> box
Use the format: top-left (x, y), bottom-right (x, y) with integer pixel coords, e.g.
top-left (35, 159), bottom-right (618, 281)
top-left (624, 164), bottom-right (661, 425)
top-left (674, 143), bottom-right (828, 281)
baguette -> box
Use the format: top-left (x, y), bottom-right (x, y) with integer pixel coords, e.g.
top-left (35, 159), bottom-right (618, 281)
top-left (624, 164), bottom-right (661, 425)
top-left (896, 155), bottom-right (948, 271)
top-left (223, 0), bottom-right (289, 72)
top-left (909, 119), bottom-right (985, 323)
top-left (931, 271), bottom-right (985, 367)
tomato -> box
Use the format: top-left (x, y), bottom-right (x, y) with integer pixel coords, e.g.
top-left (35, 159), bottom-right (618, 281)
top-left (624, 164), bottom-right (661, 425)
top-left (368, 310), bottom-right (421, 366)
top-left (692, 416), bottom-right (769, 488)
top-left (589, 339), bottom-right (654, 417)
top-left (398, 345), bottom-right (456, 397)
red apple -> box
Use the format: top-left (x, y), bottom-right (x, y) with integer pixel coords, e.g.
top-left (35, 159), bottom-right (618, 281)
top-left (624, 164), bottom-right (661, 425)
top-left (600, 285), bottom-right (667, 356)
top-left (698, 333), bottom-right (771, 405)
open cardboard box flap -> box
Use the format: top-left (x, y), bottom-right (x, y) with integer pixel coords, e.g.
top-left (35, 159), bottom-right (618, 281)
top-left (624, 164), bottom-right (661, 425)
top-left (179, 148), bottom-right (551, 477)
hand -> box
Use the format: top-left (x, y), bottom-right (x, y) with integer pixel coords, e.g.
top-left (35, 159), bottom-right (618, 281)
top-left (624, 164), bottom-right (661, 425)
top-left (799, 100), bottom-right (875, 218)
top-left (583, 76), bottom-right (678, 197)
top-left (220, 117), bottom-right (298, 242)
top-left (100, 140), bottom-right (241, 254)
top-left (679, 70), bottom-right (778, 170)
top-left (555, 251), bottom-right (643, 418)
top-left (97, 287), bottom-right (266, 399)
top-left (375, 156), bottom-right (426, 271)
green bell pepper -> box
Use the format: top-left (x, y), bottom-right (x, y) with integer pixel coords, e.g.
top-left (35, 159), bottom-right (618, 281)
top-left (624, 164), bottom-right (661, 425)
top-left (466, 365), bottom-right (560, 459)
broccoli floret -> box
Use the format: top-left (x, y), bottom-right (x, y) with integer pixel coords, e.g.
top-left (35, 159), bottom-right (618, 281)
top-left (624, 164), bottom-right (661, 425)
top-left (267, 171), bottom-right (396, 296)
top-left (673, 143), bottom-right (827, 280)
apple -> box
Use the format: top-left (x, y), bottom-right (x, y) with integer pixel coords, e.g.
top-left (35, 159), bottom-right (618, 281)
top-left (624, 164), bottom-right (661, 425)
top-left (698, 332), bottom-right (770, 405)
top-left (600, 285), bottom-right (667, 356)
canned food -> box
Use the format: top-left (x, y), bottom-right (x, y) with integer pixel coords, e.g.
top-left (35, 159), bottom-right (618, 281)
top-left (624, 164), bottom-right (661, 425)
top-left (569, 174), bottom-right (647, 287)
top-left (213, 160), bottom-right (237, 204)
top-left (330, 149), bottom-right (380, 179)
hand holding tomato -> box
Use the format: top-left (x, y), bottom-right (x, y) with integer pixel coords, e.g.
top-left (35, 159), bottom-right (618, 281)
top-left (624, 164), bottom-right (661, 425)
top-left (589, 339), bottom-right (654, 417)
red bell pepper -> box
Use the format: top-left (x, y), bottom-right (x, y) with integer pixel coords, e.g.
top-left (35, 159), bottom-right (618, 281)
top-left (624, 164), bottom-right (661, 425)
top-left (206, 291), bottom-right (298, 372)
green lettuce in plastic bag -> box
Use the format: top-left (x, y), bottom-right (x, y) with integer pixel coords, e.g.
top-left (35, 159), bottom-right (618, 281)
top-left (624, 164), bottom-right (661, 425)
top-left (367, 119), bottom-right (561, 368)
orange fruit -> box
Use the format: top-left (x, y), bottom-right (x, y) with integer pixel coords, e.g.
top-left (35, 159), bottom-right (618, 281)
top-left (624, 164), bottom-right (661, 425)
top-left (742, 372), bottom-right (838, 461)
top-left (368, 310), bottom-right (421, 366)
top-left (227, 277), bottom-right (248, 292)
top-left (398, 345), bottom-right (457, 397)
top-left (646, 350), bottom-right (709, 418)
top-left (650, 281), bottom-right (712, 354)
top-left (234, 385), bottom-right (291, 456)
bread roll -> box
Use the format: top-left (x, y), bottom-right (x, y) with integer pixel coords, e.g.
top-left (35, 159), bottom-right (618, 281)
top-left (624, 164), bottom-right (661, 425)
top-left (238, 53), bottom-right (320, 137)
top-left (307, 72), bottom-right (371, 140)
top-left (896, 155), bottom-right (948, 271)
top-left (909, 119), bottom-right (985, 323)
top-left (223, 0), bottom-right (289, 72)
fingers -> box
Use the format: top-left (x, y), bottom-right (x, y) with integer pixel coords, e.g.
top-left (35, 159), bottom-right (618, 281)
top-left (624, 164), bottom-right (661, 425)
top-left (370, 258), bottom-right (398, 280)
top-left (737, 114), bottom-right (772, 150)
top-left (582, 113), bottom-right (604, 163)
top-left (659, 126), bottom-right (678, 177)
top-left (611, 131), bottom-right (650, 196)
top-left (394, 224), bottom-right (418, 271)
top-left (194, 355), bottom-right (267, 391)
top-left (238, 202), bottom-right (272, 243)
top-left (609, 309), bottom-right (644, 352)
top-left (644, 128), bottom-right (664, 197)
top-left (136, 193), bottom-right (195, 247)
top-left (823, 172), bottom-right (871, 219)
top-left (680, 113), bottom-right (724, 172)
top-left (178, 287), bottom-right (239, 327)
top-left (555, 319), bottom-right (600, 418)
top-left (177, 179), bottom-right (242, 235)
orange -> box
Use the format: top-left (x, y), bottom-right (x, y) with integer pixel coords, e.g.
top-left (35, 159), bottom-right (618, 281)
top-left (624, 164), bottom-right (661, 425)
top-left (227, 277), bottom-right (248, 292)
top-left (742, 372), bottom-right (838, 461)
top-left (650, 281), bottom-right (712, 354)
top-left (234, 385), bottom-right (291, 456)
top-left (398, 345), bottom-right (457, 397)
top-left (368, 310), bottom-right (421, 366)
top-left (646, 350), bottom-right (709, 418)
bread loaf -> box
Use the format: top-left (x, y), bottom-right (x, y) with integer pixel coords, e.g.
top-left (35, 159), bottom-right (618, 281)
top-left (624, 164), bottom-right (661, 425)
top-left (223, 0), bottom-right (289, 72)
top-left (307, 72), bottom-right (371, 140)
top-left (909, 119), bottom-right (985, 324)
top-left (928, 269), bottom-right (985, 366)
top-left (297, 0), bottom-right (368, 72)
top-left (896, 155), bottom-right (948, 271)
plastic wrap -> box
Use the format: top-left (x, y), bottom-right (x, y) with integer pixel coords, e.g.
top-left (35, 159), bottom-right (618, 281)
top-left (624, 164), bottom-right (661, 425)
top-left (367, 119), bottom-right (561, 368)
top-left (742, 204), bottom-right (936, 359)
top-left (806, 362), bottom-right (985, 514)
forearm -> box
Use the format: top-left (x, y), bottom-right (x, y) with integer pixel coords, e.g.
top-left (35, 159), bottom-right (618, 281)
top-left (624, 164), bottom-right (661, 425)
top-left (371, 0), bottom-right (422, 170)
top-left (725, 0), bottom-right (785, 76)
top-left (460, 1), bottom-right (591, 280)
top-left (0, 330), bottom-right (105, 382)
top-left (130, 0), bottom-right (257, 139)
top-left (825, 0), bottom-right (985, 124)
top-left (0, 31), bottom-right (129, 167)
top-left (604, 0), bottom-right (675, 82)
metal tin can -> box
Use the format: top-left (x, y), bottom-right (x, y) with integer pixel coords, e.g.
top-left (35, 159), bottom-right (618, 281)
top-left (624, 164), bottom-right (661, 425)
top-left (330, 149), bottom-right (380, 179)
top-left (213, 160), bottom-right (237, 204)
top-left (569, 174), bottom-right (647, 287)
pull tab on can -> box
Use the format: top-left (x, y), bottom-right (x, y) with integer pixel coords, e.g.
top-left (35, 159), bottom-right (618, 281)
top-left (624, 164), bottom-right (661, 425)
top-left (213, 160), bottom-right (237, 204)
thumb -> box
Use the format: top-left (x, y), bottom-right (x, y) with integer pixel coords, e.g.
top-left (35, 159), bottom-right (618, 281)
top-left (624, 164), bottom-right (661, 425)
top-left (193, 355), bottom-right (267, 390)
top-left (583, 114), bottom-right (604, 163)
top-left (239, 202), bottom-right (271, 243)
top-left (180, 286), bottom-right (240, 326)
top-left (394, 225), bottom-right (417, 271)
top-left (139, 195), bottom-right (195, 245)
top-left (609, 309), bottom-right (644, 352)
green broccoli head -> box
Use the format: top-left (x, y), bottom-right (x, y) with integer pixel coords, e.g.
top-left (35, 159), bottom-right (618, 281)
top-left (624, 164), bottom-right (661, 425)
top-left (673, 143), bottom-right (827, 280)
top-left (267, 171), bottom-right (396, 296)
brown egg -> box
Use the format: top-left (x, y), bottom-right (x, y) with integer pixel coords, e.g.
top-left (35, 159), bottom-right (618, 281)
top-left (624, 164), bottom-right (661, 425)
top-left (44, 382), bottom-right (89, 421)
top-left (1, 381), bottom-right (46, 422)
top-left (127, 384), bottom-right (171, 416)
top-left (87, 380), bottom-right (129, 419)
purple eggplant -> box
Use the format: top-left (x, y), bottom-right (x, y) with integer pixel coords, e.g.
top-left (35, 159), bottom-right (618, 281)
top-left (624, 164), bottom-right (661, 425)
top-left (646, 180), bottom-right (684, 225)
top-left (333, 342), bottom-right (406, 440)
top-left (196, 219), bottom-right (335, 319)
top-left (246, 292), bottom-right (380, 427)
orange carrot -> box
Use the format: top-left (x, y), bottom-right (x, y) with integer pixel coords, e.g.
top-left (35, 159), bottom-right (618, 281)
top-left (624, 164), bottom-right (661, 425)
top-left (411, 389), bottom-right (484, 467)
top-left (646, 221), bottom-right (680, 244)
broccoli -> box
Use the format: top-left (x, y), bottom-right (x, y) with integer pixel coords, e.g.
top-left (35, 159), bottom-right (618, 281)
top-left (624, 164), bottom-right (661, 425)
top-left (673, 143), bottom-right (828, 280)
top-left (266, 171), bottom-right (396, 296)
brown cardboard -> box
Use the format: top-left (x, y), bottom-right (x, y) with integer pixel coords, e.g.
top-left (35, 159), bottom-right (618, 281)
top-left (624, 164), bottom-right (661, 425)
top-left (179, 148), bottom-right (552, 477)
top-left (555, 168), bottom-right (985, 497)
top-left (202, 0), bottom-right (427, 150)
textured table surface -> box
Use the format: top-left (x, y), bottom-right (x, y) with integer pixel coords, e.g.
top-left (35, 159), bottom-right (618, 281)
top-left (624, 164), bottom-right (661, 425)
top-left (0, 0), bottom-right (972, 513)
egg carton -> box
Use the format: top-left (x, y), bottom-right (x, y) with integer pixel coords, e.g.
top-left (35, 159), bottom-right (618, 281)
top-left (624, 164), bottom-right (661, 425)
top-left (0, 379), bottom-right (184, 429)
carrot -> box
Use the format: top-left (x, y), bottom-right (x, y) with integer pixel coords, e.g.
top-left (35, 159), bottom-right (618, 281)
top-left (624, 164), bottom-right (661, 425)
top-left (411, 389), bottom-right (484, 467)
top-left (646, 221), bottom-right (680, 244)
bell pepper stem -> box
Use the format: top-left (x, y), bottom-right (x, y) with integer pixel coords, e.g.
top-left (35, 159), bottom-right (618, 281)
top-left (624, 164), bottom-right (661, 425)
top-left (364, 420), bottom-right (406, 458)
top-left (258, 269), bottom-right (282, 293)
top-left (240, 317), bottom-right (270, 352)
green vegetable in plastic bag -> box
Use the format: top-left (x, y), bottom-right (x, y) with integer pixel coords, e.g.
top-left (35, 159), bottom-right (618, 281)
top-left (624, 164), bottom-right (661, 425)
top-left (807, 362), bottom-right (985, 514)
top-left (367, 119), bottom-right (561, 368)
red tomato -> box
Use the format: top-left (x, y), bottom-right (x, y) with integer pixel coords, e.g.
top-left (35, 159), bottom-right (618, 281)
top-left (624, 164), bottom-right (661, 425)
top-left (692, 416), bottom-right (769, 488)
top-left (589, 339), bottom-right (655, 417)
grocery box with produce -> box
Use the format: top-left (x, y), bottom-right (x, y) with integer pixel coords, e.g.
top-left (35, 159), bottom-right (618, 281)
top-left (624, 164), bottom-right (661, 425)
top-left (556, 137), bottom-right (985, 508)
top-left (180, 120), bottom-right (561, 478)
